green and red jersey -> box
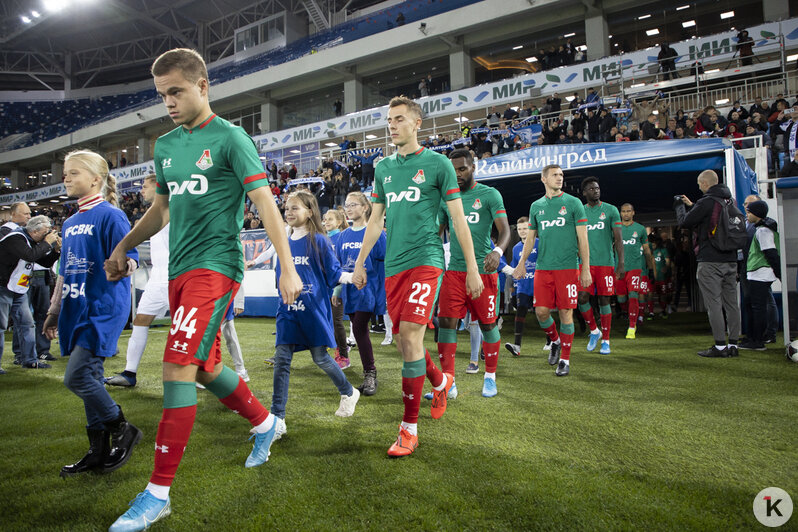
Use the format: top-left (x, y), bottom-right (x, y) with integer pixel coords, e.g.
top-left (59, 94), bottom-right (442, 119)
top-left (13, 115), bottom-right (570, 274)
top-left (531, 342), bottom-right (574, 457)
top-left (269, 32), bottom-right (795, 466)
top-left (155, 114), bottom-right (268, 282)
top-left (439, 182), bottom-right (506, 274)
top-left (621, 222), bottom-right (647, 272)
top-left (528, 192), bottom-right (587, 270)
top-left (584, 201), bottom-right (622, 267)
top-left (371, 147), bottom-right (460, 277)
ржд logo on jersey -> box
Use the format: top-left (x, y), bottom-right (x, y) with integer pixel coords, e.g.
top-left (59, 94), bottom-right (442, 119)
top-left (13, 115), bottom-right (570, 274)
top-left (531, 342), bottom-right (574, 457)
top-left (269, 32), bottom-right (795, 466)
top-left (385, 186), bottom-right (421, 206)
top-left (168, 174), bottom-right (208, 196)
top-left (540, 217), bottom-right (566, 229)
top-left (196, 149), bottom-right (213, 170)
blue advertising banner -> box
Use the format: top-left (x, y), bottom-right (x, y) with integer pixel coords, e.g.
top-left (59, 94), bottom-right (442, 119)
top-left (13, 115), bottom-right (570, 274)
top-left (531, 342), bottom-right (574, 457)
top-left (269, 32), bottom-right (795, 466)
top-left (474, 138), bottom-right (732, 180)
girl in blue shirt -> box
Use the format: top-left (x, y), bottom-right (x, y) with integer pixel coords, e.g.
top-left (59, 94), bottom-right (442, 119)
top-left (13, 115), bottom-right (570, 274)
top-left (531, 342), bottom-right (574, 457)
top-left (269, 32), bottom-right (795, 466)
top-left (271, 190), bottom-right (359, 439)
top-left (322, 208), bottom-right (351, 370)
top-left (333, 191), bottom-right (386, 396)
top-left (43, 150), bottom-right (142, 478)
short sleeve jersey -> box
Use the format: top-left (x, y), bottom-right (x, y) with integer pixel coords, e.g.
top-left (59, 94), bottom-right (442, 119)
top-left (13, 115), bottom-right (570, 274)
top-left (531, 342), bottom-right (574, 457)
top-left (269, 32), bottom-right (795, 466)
top-left (621, 222), bottom-right (647, 271)
top-left (584, 202), bottom-right (621, 267)
top-left (652, 247), bottom-right (670, 280)
top-left (274, 233), bottom-right (342, 351)
top-left (511, 238), bottom-right (538, 296)
top-left (439, 182), bottom-right (506, 274)
top-left (336, 226), bottom-right (386, 315)
top-left (154, 114), bottom-right (269, 283)
top-left (59, 202), bottom-right (138, 357)
top-left (528, 192), bottom-right (587, 270)
top-left (371, 148), bottom-right (460, 277)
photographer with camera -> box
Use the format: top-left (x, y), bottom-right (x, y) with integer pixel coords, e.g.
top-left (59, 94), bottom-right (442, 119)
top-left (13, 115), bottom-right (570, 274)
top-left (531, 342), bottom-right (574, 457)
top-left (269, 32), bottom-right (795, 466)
top-left (0, 215), bottom-right (61, 371)
top-left (675, 170), bottom-right (743, 358)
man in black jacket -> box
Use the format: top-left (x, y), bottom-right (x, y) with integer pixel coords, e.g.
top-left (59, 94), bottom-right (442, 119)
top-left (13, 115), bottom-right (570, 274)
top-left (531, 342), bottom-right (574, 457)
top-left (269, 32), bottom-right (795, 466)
top-left (641, 114), bottom-right (665, 140)
top-left (1, 202), bottom-right (32, 363)
top-left (657, 43), bottom-right (679, 80)
top-left (780, 151), bottom-right (798, 177)
top-left (675, 170), bottom-right (741, 358)
top-left (0, 215), bottom-right (61, 372)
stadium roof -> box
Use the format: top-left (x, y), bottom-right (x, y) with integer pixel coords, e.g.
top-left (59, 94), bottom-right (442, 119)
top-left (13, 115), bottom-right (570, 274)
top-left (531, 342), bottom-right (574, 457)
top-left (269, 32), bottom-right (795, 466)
top-left (0, 0), bottom-right (384, 90)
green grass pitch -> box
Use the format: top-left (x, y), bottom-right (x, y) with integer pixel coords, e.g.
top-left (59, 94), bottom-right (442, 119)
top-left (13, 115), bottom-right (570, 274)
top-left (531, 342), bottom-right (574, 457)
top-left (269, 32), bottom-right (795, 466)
top-left (1, 312), bottom-right (796, 531)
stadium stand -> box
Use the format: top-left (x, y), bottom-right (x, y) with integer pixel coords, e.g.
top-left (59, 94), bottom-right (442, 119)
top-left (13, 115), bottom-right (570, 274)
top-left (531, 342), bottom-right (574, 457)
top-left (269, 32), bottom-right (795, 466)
top-left (1, 0), bottom-right (482, 151)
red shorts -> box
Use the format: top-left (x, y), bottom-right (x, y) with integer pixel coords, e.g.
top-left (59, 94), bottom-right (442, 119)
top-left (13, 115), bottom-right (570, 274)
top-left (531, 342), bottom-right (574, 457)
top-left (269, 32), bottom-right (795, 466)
top-left (578, 265), bottom-right (616, 296)
top-left (615, 269), bottom-right (642, 297)
top-left (640, 275), bottom-right (650, 295)
top-left (438, 270), bottom-right (499, 324)
top-left (385, 266), bottom-right (443, 335)
top-left (533, 269), bottom-right (579, 309)
top-left (654, 280), bottom-right (673, 294)
top-left (164, 269), bottom-right (239, 372)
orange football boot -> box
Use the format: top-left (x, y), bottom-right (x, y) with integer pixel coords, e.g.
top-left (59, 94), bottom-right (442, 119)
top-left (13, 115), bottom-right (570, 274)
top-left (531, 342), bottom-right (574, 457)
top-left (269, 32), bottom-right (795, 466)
top-left (430, 373), bottom-right (454, 419)
top-left (387, 425), bottom-right (418, 457)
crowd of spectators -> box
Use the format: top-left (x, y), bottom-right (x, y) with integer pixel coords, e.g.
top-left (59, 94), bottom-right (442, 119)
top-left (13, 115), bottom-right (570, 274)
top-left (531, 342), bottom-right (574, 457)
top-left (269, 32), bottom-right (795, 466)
top-left (404, 91), bottom-right (798, 178)
top-left (241, 155), bottom-right (375, 227)
top-left (535, 40), bottom-right (587, 70)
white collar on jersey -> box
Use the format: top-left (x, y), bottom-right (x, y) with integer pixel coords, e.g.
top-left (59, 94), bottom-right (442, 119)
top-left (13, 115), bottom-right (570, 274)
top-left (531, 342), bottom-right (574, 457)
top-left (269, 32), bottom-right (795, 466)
top-left (290, 226), bottom-right (309, 240)
top-left (78, 193), bottom-right (103, 212)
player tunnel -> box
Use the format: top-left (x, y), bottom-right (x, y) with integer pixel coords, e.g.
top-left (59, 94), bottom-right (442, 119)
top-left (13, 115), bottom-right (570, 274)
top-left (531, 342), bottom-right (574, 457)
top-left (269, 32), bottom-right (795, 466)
top-left (475, 138), bottom-right (757, 225)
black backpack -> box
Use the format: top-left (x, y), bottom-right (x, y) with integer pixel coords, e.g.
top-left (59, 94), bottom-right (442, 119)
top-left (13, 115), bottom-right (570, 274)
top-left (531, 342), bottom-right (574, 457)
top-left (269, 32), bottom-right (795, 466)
top-left (708, 196), bottom-right (748, 252)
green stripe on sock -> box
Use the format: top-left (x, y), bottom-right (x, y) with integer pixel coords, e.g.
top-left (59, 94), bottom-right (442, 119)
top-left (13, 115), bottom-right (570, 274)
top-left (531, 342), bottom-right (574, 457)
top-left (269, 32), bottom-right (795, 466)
top-left (163, 381), bottom-right (198, 409)
top-left (561, 322), bottom-right (575, 335)
top-left (599, 304), bottom-right (612, 315)
top-left (578, 302), bottom-right (592, 313)
top-left (402, 358), bottom-right (426, 378)
top-left (483, 325), bottom-right (500, 343)
top-left (204, 365), bottom-right (240, 399)
top-left (438, 328), bottom-right (457, 344)
top-left (538, 316), bottom-right (554, 329)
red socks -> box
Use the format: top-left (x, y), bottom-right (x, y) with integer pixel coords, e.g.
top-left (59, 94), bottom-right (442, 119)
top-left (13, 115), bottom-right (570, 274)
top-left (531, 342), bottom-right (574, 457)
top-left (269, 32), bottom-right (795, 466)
top-left (580, 309), bottom-right (598, 332)
top-left (543, 322), bottom-right (560, 343)
top-left (560, 332), bottom-right (574, 361)
top-left (219, 377), bottom-right (269, 426)
top-left (437, 342), bottom-right (457, 375)
top-left (628, 299), bottom-right (639, 328)
top-left (150, 405), bottom-right (196, 486)
top-left (401, 376), bottom-right (425, 424)
top-left (600, 313), bottom-right (612, 341)
top-left (483, 341), bottom-right (500, 373)
top-left (425, 349), bottom-right (444, 388)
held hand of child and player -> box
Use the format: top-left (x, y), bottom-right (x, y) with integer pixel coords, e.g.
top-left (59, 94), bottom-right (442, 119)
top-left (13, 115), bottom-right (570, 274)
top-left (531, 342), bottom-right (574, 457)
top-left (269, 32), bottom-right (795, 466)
top-left (512, 262), bottom-right (526, 281)
top-left (278, 269), bottom-right (303, 304)
top-left (104, 248), bottom-right (138, 281)
top-left (353, 262), bottom-right (367, 290)
top-left (483, 248), bottom-right (501, 273)
top-left (43, 313), bottom-right (58, 340)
